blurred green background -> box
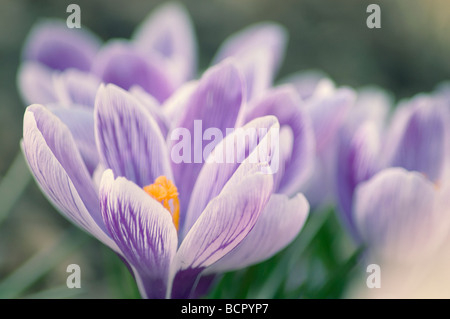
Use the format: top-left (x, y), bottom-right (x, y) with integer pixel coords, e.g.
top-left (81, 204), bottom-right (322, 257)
top-left (0, 0), bottom-right (449, 298)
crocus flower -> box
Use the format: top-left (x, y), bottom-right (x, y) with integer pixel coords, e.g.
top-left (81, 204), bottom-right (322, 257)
top-left (336, 91), bottom-right (449, 238)
top-left (283, 71), bottom-right (356, 207)
top-left (18, 2), bottom-right (197, 106)
top-left (347, 167), bottom-right (450, 298)
top-left (334, 88), bottom-right (450, 297)
top-left (17, 2), bottom-right (287, 110)
top-left (22, 60), bottom-right (310, 298)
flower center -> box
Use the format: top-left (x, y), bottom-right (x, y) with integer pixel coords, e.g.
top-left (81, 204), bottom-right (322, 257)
top-left (143, 176), bottom-right (180, 231)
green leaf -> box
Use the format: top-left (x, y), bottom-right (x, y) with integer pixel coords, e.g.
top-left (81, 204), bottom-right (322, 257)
top-left (0, 151), bottom-right (32, 225)
top-left (0, 228), bottom-right (88, 298)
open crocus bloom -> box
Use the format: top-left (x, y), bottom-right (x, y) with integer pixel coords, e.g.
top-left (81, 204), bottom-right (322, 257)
top-left (22, 59), bottom-right (309, 298)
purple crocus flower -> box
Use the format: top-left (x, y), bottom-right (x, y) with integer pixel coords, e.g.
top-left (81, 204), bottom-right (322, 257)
top-left (18, 2), bottom-right (287, 110)
top-left (283, 71), bottom-right (356, 207)
top-left (22, 60), bottom-right (310, 298)
top-left (336, 91), bottom-right (449, 238)
top-left (18, 2), bottom-right (197, 106)
top-left (335, 87), bottom-right (450, 297)
top-left (347, 167), bottom-right (450, 298)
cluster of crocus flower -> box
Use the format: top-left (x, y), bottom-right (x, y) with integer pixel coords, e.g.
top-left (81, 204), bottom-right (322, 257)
top-left (338, 86), bottom-right (450, 298)
top-left (18, 2), bottom-right (450, 298)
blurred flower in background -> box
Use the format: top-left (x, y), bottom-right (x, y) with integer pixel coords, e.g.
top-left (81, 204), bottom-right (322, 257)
top-left (1, 0), bottom-right (450, 299)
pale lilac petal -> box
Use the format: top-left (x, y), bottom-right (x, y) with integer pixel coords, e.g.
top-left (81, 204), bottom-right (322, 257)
top-left (305, 85), bottom-right (356, 152)
top-left (100, 170), bottom-right (178, 299)
top-left (23, 19), bottom-right (101, 71)
top-left (207, 193), bottom-right (309, 273)
top-left (94, 84), bottom-right (173, 188)
top-left (346, 86), bottom-right (391, 132)
top-left (17, 61), bottom-right (57, 105)
top-left (245, 85), bottom-right (315, 195)
top-left (161, 80), bottom-right (197, 128)
top-left (50, 107), bottom-right (99, 175)
top-left (234, 48), bottom-right (273, 101)
top-left (133, 2), bottom-right (197, 86)
top-left (282, 70), bottom-right (329, 100)
top-left (169, 60), bottom-right (245, 215)
top-left (336, 122), bottom-right (381, 235)
top-left (91, 41), bottom-right (175, 103)
top-left (22, 105), bottom-right (116, 250)
top-left (300, 141), bottom-right (337, 208)
top-left (273, 126), bottom-right (293, 191)
top-left (213, 22), bottom-right (288, 77)
top-left (169, 164), bottom-right (273, 298)
top-left (129, 85), bottom-right (169, 137)
top-left (354, 168), bottom-right (445, 262)
top-left (181, 116), bottom-right (279, 237)
top-left (382, 97), bottom-right (447, 182)
top-left (53, 69), bottom-right (101, 108)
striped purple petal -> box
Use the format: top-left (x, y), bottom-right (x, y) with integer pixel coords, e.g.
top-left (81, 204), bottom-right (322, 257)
top-left (207, 193), bottom-right (309, 273)
top-left (99, 170), bottom-right (178, 299)
top-left (181, 115), bottom-right (279, 237)
top-left (94, 84), bottom-right (173, 188)
top-left (169, 60), bottom-right (245, 217)
top-left (22, 105), bottom-right (115, 249)
top-left (170, 161), bottom-right (274, 298)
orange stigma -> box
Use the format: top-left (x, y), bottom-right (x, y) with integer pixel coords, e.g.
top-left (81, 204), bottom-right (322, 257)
top-left (143, 176), bottom-right (180, 231)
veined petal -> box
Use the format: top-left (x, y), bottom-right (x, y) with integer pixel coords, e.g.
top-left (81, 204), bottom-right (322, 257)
top-left (354, 168), bottom-right (445, 263)
top-left (182, 115), bottom-right (279, 237)
top-left (22, 105), bottom-right (115, 249)
top-left (169, 163), bottom-right (273, 298)
top-left (17, 61), bottom-right (57, 105)
top-left (23, 19), bottom-right (101, 71)
top-left (207, 193), bottom-right (309, 273)
top-left (133, 2), bottom-right (197, 86)
top-left (100, 170), bottom-right (178, 299)
top-left (94, 84), bottom-right (173, 187)
top-left (91, 41), bottom-right (174, 103)
top-left (245, 85), bottom-right (315, 195)
top-left (161, 80), bottom-right (197, 128)
top-left (130, 85), bottom-right (169, 137)
top-left (169, 60), bottom-right (245, 217)
top-left (213, 22), bottom-right (287, 78)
